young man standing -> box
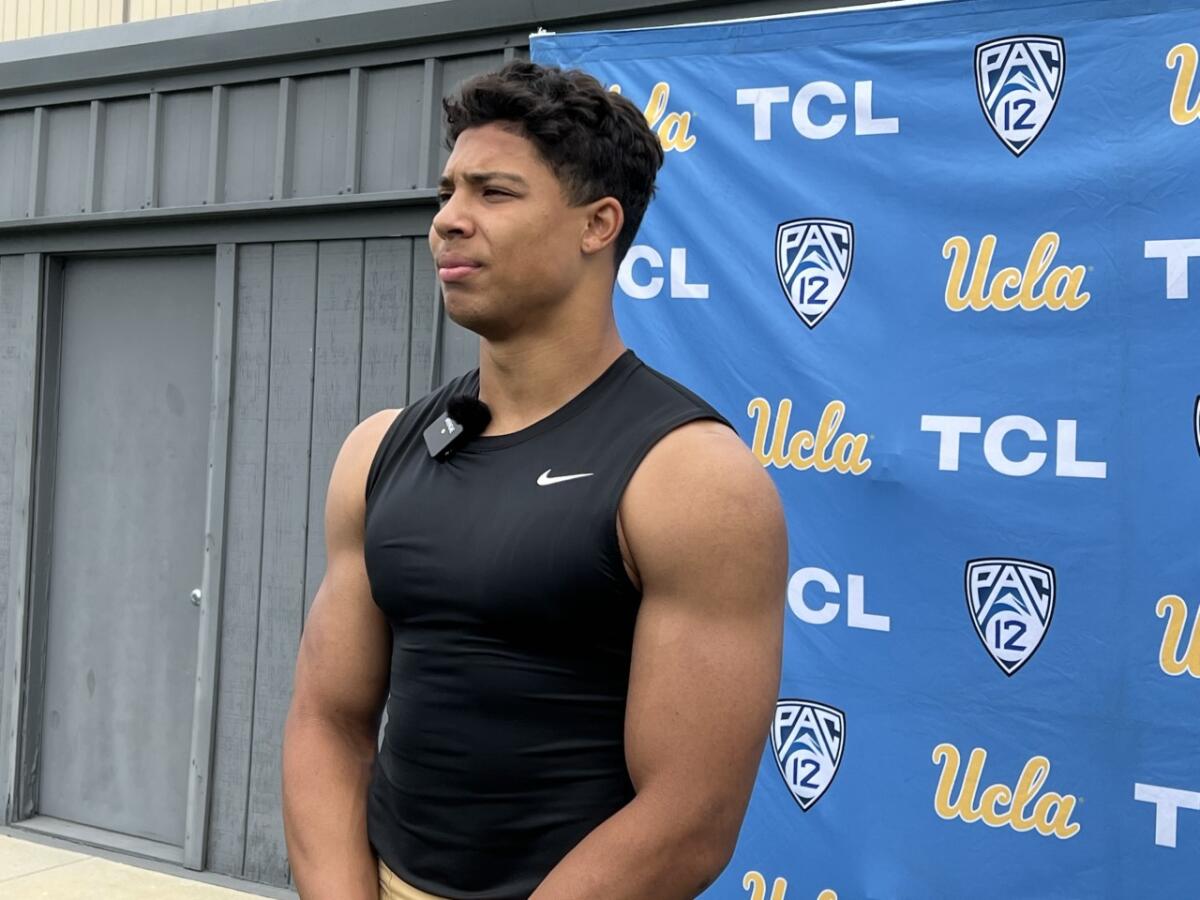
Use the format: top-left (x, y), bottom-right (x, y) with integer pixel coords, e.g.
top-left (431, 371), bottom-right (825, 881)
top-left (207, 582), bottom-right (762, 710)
top-left (282, 62), bottom-right (788, 900)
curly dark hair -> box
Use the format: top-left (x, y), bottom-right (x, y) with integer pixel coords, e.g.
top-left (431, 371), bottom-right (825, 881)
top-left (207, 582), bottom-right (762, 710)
top-left (442, 60), bottom-right (665, 264)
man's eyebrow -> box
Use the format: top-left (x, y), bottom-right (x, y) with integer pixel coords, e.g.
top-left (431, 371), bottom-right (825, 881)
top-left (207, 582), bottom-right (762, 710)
top-left (438, 171), bottom-right (529, 189)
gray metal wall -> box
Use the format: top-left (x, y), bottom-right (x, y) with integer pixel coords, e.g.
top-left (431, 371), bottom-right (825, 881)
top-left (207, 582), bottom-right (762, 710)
top-left (211, 237), bottom-right (438, 885)
top-left (0, 0), bottom-right (894, 892)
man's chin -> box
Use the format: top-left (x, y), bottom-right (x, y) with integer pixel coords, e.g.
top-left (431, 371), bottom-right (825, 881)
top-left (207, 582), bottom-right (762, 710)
top-left (443, 295), bottom-right (513, 341)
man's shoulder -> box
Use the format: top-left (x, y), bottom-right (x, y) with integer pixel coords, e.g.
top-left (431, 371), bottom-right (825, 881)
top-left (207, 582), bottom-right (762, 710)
top-left (634, 418), bottom-right (764, 501)
top-left (352, 407), bottom-right (405, 458)
top-left (623, 418), bottom-right (780, 544)
top-left (619, 416), bottom-right (786, 601)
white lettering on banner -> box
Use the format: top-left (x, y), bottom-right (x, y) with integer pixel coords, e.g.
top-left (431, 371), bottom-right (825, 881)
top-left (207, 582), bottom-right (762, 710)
top-left (920, 415), bottom-right (1107, 479)
top-left (787, 568), bottom-right (890, 632)
top-left (1134, 783), bottom-right (1200, 848)
top-left (736, 81), bottom-right (899, 141)
top-left (617, 246), bottom-right (709, 300)
top-left (1145, 239), bottom-right (1200, 300)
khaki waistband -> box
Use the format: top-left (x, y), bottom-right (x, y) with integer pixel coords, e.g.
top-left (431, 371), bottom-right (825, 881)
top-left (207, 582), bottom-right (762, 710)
top-left (378, 859), bottom-right (450, 900)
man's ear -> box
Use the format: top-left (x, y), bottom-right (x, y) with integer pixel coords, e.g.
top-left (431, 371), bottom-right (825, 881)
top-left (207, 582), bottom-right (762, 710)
top-left (580, 197), bottom-right (625, 257)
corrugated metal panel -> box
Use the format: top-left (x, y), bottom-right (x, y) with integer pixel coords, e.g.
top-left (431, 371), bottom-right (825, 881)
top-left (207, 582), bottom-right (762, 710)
top-left (359, 238), bottom-right (415, 416)
top-left (223, 81), bottom-right (277, 203)
top-left (99, 96), bottom-right (148, 212)
top-left (0, 254), bottom-right (25, 819)
top-left (0, 50), bottom-right (516, 225)
top-left (1, 0), bottom-right (277, 41)
top-left (207, 241), bottom-right (272, 881)
top-left (0, 251), bottom-right (36, 829)
top-left (292, 72), bottom-right (349, 199)
top-left (302, 240), bottom-right (364, 625)
top-left (43, 103), bottom-right (88, 216)
top-left (158, 88), bottom-right (211, 208)
top-left (206, 236), bottom-right (425, 884)
top-left (360, 63), bottom-right (424, 193)
top-left (242, 239), bottom-right (316, 887)
top-left (0, 111), bottom-right (31, 218)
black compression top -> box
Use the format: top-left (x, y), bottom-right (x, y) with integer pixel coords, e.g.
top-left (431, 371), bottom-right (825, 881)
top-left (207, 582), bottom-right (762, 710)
top-left (362, 348), bottom-right (734, 899)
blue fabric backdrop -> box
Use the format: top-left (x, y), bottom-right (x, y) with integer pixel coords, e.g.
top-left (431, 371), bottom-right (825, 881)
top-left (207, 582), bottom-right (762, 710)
top-left (533, 1), bottom-right (1200, 897)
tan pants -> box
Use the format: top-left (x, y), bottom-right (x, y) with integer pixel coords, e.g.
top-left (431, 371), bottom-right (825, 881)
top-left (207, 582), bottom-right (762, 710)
top-left (378, 859), bottom-right (450, 900)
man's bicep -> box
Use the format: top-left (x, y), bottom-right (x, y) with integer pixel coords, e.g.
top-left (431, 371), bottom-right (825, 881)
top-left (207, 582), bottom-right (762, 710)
top-left (622, 424), bottom-right (788, 829)
top-left (290, 409), bottom-right (400, 732)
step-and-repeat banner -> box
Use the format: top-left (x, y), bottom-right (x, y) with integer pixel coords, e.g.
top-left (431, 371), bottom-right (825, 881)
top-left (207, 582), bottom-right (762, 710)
top-left (533, 1), bottom-right (1199, 896)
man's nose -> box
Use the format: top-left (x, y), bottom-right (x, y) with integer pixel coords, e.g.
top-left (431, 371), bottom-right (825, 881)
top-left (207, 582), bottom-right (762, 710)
top-left (432, 193), bottom-right (473, 240)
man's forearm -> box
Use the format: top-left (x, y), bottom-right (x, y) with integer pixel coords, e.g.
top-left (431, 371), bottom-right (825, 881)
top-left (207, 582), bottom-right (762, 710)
top-left (282, 710), bottom-right (380, 900)
top-left (530, 792), bottom-right (735, 900)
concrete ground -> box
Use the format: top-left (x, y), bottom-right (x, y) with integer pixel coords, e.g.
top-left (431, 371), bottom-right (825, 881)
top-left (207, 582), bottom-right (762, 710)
top-left (0, 831), bottom-right (296, 899)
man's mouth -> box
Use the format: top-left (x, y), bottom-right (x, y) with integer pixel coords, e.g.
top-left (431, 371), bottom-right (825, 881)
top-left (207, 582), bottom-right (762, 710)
top-left (437, 255), bottom-right (483, 283)
top-left (438, 264), bottom-right (480, 282)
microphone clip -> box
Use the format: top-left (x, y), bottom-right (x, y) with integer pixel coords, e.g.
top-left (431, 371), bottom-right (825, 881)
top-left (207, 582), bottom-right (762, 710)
top-left (424, 393), bottom-right (492, 460)
top-left (423, 413), bottom-right (464, 460)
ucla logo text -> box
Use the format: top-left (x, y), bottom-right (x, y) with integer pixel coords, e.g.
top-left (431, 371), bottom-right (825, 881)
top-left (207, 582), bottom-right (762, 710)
top-left (975, 36), bottom-right (1065, 155)
top-left (920, 414), bottom-right (1106, 479)
top-left (776, 218), bottom-right (854, 328)
top-left (1135, 782), bottom-right (1200, 847)
top-left (933, 743), bottom-right (1081, 839)
top-left (744, 872), bottom-right (788, 900)
top-left (1157, 594), bottom-right (1200, 678)
top-left (966, 559), bottom-right (1055, 675)
top-left (772, 700), bottom-right (845, 811)
top-left (943, 232), bottom-right (1089, 312)
top-left (737, 81), bottom-right (899, 140)
top-left (749, 398), bottom-right (872, 475)
top-left (609, 82), bottom-right (696, 152)
top-left (743, 872), bottom-right (838, 900)
top-left (1168, 43), bottom-right (1200, 126)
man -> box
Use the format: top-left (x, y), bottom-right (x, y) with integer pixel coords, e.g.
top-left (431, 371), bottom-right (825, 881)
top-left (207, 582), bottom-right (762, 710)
top-left (282, 61), bottom-right (787, 900)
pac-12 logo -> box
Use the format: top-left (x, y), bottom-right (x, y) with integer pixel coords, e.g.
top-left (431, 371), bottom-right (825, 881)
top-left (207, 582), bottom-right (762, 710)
top-left (775, 218), bottom-right (854, 328)
top-left (975, 36), bottom-right (1065, 156)
top-left (771, 700), bottom-right (845, 811)
top-left (966, 558), bottom-right (1056, 676)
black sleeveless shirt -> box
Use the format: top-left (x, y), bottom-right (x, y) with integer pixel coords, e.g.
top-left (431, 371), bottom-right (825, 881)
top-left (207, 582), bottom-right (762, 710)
top-left (363, 348), bottom-right (733, 899)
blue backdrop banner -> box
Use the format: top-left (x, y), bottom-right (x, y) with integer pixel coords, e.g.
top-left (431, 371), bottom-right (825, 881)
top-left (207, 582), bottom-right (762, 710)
top-left (532, 1), bottom-right (1200, 897)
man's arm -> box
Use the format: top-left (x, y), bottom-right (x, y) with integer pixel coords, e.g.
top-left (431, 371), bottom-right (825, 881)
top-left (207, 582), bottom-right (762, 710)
top-left (531, 419), bottom-right (788, 900)
top-left (282, 408), bottom-right (400, 900)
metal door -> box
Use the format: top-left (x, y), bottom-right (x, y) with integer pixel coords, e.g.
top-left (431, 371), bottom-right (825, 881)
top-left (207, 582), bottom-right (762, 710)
top-left (36, 253), bottom-right (215, 847)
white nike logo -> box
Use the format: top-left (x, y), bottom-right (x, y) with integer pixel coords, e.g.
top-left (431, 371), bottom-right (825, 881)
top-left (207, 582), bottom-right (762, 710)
top-left (537, 469), bottom-right (594, 486)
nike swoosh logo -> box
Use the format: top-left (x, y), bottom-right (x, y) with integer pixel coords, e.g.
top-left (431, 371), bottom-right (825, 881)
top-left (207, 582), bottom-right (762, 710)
top-left (537, 469), bottom-right (594, 486)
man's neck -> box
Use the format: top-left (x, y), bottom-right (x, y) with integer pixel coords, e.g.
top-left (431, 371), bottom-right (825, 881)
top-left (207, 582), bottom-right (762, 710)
top-left (476, 328), bottom-right (627, 438)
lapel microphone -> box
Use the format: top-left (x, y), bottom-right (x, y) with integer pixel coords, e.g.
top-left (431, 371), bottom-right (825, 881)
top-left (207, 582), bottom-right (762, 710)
top-left (424, 393), bottom-right (492, 460)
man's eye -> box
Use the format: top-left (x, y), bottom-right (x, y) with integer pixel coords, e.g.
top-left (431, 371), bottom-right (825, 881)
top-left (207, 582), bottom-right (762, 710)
top-left (483, 189), bottom-right (511, 198)
top-left (437, 193), bottom-right (452, 205)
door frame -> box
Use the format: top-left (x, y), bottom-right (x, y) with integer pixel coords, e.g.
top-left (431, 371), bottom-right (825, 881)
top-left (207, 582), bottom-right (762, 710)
top-left (0, 245), bottom-right (236, 871)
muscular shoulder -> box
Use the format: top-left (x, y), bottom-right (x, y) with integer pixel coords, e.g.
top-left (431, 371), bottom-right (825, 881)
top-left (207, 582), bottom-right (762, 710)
top-left (326, 408), bottom-right (404, 538)
top-left (619, 419), bottom-right (787, 597)
top-left (343, 408), bottom-right (403, 482)
top-left (353, 407), bottom-right (404, 457)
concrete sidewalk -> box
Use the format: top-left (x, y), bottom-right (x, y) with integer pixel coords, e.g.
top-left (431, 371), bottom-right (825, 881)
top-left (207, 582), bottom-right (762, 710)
top-left (0, 831), bottom-right (295, 899)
